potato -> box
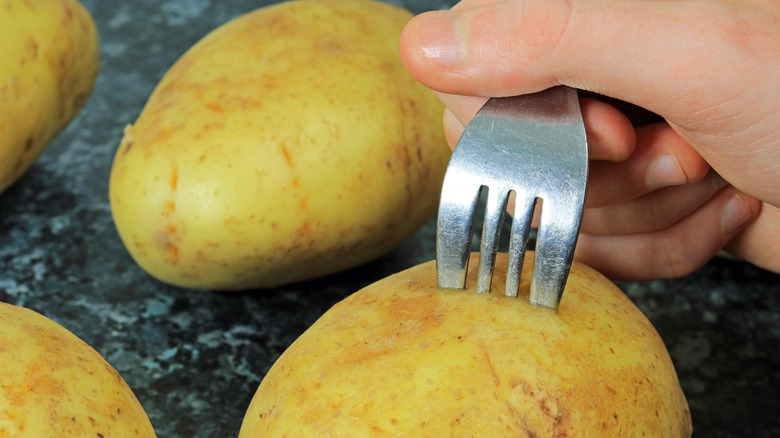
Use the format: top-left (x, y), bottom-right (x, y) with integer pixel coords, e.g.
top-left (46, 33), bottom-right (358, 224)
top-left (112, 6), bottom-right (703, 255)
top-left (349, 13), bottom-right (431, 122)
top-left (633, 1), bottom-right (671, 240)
top-left (0, 302), bottom-right (156, 437)
top-left (239, 252), bottom-right (692, 437)
top-left (0, 0), bottom-right (99, 194)
top-left (108, 0), bottom-right (451, 290)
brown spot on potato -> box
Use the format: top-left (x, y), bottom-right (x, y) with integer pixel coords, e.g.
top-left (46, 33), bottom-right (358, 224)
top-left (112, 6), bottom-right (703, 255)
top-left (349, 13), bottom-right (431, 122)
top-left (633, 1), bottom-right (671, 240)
top-left (170, 167), bottom-right (178, 191)
top-left (168, 244), bottom-right (180, 264)
top-left (280, 142), bottom-right (293, 167)
top-left (480, 343), bottom-right (500, 387)
top-left (72, 91), bottom-right (89, 112)
top-left (24, 37), bottom-right (39, 64)
top-left (120, 125), bottom-right (135, 155)
top-left (155, 226), bottom-right (181, 264)
top-left (205, 102), bottom-right (224, 113)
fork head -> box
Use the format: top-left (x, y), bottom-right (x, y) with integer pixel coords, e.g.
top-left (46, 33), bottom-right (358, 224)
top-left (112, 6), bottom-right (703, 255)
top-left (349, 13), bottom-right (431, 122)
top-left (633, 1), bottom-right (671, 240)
top-left (436, 86), bottom-right (588, 311)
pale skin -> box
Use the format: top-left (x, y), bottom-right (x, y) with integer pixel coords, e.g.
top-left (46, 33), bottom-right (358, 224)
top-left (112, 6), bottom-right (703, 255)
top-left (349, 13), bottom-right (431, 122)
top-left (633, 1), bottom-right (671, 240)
top-left (399, 0), bottom-right (780, 280)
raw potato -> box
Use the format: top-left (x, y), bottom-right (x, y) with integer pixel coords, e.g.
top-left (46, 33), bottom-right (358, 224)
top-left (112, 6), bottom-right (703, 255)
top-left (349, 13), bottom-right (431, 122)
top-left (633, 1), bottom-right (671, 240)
top-left (239, 252), bottom-right (692, 437)
top-left (109, 0), bottom-right (451, 290)
top-left (0, 302), bottom-right (156, 437)
top-left (0, 0), bottom-right (99, 194)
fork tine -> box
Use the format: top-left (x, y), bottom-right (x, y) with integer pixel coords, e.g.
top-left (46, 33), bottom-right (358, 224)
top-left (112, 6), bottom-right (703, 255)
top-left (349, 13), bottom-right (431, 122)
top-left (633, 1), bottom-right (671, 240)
top-left (436, 178), bottom-right (483, 289)
top-left (476, 187), bottom-right (510, 293)
top-left (505, 193), bottom-right (537, 297)
top-left (530, 198), bottom-right (583, 310)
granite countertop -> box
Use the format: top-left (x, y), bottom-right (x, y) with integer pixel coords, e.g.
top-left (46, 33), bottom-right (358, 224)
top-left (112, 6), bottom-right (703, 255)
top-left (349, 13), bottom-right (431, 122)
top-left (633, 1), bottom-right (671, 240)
top-left (1, 1), bottom-right (778, 437)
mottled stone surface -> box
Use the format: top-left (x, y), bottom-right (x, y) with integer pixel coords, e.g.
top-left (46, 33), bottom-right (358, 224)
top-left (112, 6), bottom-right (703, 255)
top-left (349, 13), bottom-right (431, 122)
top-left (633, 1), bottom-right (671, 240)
top-left (0, 1), bottom-right (777, 437)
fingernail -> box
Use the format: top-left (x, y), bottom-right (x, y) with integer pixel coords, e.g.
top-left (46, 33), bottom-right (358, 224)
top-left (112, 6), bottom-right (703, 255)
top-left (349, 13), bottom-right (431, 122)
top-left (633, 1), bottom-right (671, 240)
top-left (721, 194), bottom-right (752, 235)
top-left (645, 155), bottom-right (688, 191)
top-left (710, 172), bottom-right (729, 191)
top-left (418, 12), bottom-right (465, 67)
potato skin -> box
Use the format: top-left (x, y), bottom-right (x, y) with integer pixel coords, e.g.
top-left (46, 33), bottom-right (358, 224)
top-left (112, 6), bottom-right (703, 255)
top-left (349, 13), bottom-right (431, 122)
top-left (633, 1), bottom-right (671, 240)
top-left (0, 0), bottom-right (99, 194)
top-left (0, 302), bottom-right (156, 437)
top-left (239, 252), bottom-right (692, 437)
top-left (109, 0), bottom-right (451, 290)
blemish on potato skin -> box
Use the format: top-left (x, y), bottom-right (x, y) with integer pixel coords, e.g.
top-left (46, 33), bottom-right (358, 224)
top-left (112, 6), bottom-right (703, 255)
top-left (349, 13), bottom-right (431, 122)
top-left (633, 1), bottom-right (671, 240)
top-left (205, 101), bottom-right (224, 113)
top-left (480, 343), bottom-right (500, 387)
top-left (12, 157), bottom-right (24, 171)
top-left (24, 137), bottom-right (35, 154)
top-left (280, 142), bottom-right (293, 167)
top-left (63, 2), bottom-right (73, 20)
top-left (120, 125), bottom-right (135, 155)
top-left (168, 244), bottom-right (180, 263)
top-left (155, 226), bottom-right (181, 264)
top-left (21, 37), bottom-right (39, 66)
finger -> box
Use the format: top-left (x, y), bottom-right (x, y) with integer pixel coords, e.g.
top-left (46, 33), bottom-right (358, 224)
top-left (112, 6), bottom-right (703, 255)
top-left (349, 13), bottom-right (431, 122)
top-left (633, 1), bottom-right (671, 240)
top-left (574, 187), bottom-right (762, 280)
top-left (442, 107), bottom-right (463, 148)
top-left (580, 97), bottom-right (635, 162)
top-left (437, 92), bottom-right (485, 138)
top-left (582, 171), bottom-right (730, 235)
top-left (451, 0), bottom-right (504, 10)
top-left (586, 123), bottom-right (710, 208)
top-left (724, 202), bottom-right (780, 274)
top-left (399, 0), bottom-right (762, 121)
top-left (439, 93), bottom-right (635, 161)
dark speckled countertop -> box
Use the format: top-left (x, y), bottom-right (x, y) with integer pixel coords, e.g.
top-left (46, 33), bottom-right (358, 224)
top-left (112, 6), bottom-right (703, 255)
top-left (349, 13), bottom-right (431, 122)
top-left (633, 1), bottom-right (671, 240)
top-left (1, 1), bottom-right (778, 437)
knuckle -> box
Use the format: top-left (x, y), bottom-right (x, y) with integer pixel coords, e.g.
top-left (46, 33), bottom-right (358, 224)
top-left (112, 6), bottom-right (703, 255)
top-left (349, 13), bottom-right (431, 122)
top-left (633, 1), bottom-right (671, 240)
top-left (515, 0), bottom-right (574, 60)
top-left (467, 0), bottom-right (576, 73)
top-left (651, 238), bottom-right (705, 279)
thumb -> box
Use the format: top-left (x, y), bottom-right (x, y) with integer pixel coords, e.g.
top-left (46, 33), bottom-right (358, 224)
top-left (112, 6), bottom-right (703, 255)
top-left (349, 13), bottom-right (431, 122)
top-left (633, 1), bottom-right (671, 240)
top-left (399, 0), bottom-right (760, 121)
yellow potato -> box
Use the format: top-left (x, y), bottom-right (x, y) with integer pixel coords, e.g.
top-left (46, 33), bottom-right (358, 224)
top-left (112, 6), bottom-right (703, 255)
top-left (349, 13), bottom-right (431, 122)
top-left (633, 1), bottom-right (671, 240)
top-left (239, 252), bottom-right (692, 437)
top-left (0, 302), bottom-right (156, 437)
top-left (0, 0), bottom-right (99, 194)
top-left (109, 0), bottom-right (450, 290)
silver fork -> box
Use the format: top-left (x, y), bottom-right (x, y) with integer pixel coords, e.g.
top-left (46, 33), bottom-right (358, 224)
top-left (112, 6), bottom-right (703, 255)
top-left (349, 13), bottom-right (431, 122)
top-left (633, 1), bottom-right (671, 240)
top-left (436, 86), bottom-right (588, 311)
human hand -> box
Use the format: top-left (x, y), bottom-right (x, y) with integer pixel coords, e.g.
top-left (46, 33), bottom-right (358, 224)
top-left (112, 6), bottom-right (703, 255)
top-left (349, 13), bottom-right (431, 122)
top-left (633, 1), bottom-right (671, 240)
top-left (399, 0), bottom-right (780, 279)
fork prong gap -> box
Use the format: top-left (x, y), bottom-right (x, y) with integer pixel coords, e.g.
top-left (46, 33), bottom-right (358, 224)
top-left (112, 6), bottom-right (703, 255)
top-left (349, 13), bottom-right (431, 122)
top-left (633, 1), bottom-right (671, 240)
top-left (477, 187), bottom-right (509, 294)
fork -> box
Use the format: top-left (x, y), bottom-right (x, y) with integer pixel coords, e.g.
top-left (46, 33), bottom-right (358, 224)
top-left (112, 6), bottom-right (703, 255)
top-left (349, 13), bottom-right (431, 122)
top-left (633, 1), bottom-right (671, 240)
top-left (436, 86), bottom-right (588, 311)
